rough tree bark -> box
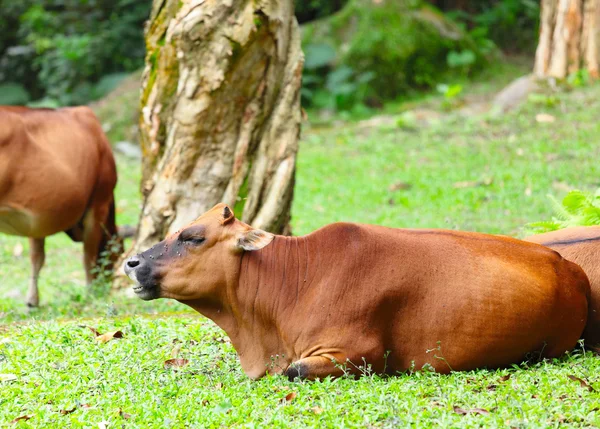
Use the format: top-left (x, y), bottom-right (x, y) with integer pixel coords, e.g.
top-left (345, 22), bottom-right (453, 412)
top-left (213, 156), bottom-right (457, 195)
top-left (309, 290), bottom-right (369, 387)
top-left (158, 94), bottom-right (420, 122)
top-left (534, 0), bottom-right (599, 79)
top-left (129, 0), bottom-right (303, 257)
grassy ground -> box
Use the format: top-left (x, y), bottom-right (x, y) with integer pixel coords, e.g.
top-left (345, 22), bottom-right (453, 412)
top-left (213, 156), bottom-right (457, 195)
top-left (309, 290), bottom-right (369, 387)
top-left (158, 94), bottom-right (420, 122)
top-left (2, 71), bottom-right (600, 427)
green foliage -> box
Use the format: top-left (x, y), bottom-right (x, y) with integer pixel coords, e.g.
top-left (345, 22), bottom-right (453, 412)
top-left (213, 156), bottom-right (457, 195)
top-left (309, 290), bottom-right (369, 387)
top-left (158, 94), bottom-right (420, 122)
top-left (436, 83), bottom-right (464, 110)
top-left (525, 190), bottom-right (600, 234)
top-left (295, 0), bottom-right (348, 24)
top-left (448, 0), bottom-right (540, 54)
top-left (301, 0), bottom-right (485, 111)
top-left (0, 0), bottom-right (150, 105)
top-left (0, 82), bottom-right (30, 105)
top-left (3, 318), bottom-right (600, 427)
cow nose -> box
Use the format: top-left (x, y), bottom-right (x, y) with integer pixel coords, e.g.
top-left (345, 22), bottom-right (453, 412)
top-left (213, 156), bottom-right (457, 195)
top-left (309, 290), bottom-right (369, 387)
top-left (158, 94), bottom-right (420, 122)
top-left (124, 255), bottom-right (141, 274)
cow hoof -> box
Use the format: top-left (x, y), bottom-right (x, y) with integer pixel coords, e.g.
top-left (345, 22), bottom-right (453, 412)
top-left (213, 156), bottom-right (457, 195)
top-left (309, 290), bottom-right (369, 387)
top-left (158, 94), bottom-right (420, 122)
top-left (284, 362), bottom-right (308, 381)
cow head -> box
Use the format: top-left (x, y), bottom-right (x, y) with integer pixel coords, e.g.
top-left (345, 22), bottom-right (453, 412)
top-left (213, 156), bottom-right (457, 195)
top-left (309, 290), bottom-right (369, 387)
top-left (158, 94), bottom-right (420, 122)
top-left (123, 203), bottom-right (274, 301)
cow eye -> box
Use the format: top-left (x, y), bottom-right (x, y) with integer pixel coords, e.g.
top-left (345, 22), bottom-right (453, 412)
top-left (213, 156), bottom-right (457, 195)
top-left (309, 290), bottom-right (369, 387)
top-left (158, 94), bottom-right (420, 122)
top-left (180, 235), bottom-right (205, 245)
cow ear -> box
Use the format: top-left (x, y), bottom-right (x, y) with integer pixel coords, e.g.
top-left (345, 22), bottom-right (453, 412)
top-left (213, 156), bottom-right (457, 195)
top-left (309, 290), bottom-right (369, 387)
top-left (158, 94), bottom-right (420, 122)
top-left (221, 205), bottom-right (235, 225)
top-left (236, 229), bottom-right (274, 251)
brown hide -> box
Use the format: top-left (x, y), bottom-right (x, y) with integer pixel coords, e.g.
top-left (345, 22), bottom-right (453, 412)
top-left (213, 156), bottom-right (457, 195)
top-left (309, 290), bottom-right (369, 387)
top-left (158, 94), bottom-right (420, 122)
top-left (0, 106), bottom-right (120, 306)
top-left (526, 226), bottom-right (600, 346)
top-left (125, 204), bottom-right (589, 380)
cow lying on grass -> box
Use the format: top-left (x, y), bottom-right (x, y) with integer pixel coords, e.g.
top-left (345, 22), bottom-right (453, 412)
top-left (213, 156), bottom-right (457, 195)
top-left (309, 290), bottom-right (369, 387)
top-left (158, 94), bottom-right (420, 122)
top-left (0, 106), bottom-right (121, 307)
top-left (125, 204), bottom-right (589, 380)
top-left (526, 226), bottom-right (600, 347)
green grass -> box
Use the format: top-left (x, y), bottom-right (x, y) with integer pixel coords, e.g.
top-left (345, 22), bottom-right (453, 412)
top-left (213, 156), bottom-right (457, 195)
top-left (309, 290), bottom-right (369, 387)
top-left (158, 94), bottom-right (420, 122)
top-left (2, 76), bottom-right (600, 427)
top-left (2, 318), bottom-right (600, 427)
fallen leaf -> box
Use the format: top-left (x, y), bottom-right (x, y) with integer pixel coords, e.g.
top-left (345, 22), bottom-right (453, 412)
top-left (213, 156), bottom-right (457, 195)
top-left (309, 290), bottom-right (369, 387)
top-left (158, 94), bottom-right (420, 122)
top-left (311, 406), bottom-right (324, 414)
top-left (535, 113), bottom-right (556, 123)
top-left (272, 385), bottom-right (290, 392)
top-left (389, 182), bottom-right (412, 192)
top-left (453, 178), bottom-right (493, 189)
top-left (0, 374), bottom-right (17, 382)
top-left (453, 406), bottom-right (489, 416)
top-left (487, 384), bottom-right (498, 391)
top-left (60, 407), bottom-right (76, 415)
top-left (96, 331), bottom-right (124, 344)
top-left (201, 399), bottom-right (210, 406)
top-left (164, 358), bottom-right (189, 369)
top-left (568, 375), bottom-right (594, 392)
top-left (79, 325), bottom-right (100, 336)
top-left (118, 408), bottom-right (131, 419)
top-left (13, 242), bottom-right (23, 257)
top-left (170, 344), bottom-right (181, 358)
top-left (282, 392), bottom-right (297, 403)
top-left (81, 404), bottom-right (92, 409)
top-left (10, 415), bottom-right (32, 424)
top-left (499, 374), bottom-right (511, 382)
top-left (215, 382), bottom-right (223, 390)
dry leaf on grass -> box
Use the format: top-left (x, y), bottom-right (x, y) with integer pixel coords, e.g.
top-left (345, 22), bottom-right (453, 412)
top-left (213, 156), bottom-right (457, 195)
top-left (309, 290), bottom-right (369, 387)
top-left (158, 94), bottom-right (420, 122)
top-left (568, 375), bottom-right (595, 392)
top-left (10, 415), bottom-right (32, 424)
top-left (60, 407), bottom-right (77, 415)
top-left (281, 392), bottom-right (297, 403)
top-left (96, 331), bottom-right (124, 343)
top-left (453, 406), bottom-right (490, 416)
top-left (164, 358), bottom-right (189, 369)
top-left (170, 344), bottom-right (181, 358)
top-left (535, 113), bottom-right (556, 123)
top-left (82, 326), bottom-right (101, 336)
top-left (118, 408), bottom-right (131, 419)
top-left (499, 374), bottom-right (511, 382)
top-left (453, 178), bottom-right (493, 189)
top-left (311, 406), bottom-right (324, 414)
top-left (388, 182), bottom-right (412, 192)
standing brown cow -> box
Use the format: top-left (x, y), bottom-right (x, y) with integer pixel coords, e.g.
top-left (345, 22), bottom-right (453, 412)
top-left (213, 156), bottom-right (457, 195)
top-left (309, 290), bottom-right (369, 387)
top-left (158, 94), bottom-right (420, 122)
top-left (0, 106), bottom-right (121, 307)
top-left (124, 204), bottom-right (589, 380)
top-left (526, 226), bottom-right (600, 346)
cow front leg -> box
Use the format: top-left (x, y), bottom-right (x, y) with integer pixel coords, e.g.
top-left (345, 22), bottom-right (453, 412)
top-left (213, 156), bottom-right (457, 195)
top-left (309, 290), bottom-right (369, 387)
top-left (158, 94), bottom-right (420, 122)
top-left (284, 354), bottom-right (348, 381)
top-left (26, 237), bottom-right (45, 307)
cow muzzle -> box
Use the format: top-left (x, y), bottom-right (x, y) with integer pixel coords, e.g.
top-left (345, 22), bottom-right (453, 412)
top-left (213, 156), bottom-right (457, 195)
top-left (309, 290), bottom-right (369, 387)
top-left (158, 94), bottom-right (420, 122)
top-left (124, 254), bottom-right (159, 300)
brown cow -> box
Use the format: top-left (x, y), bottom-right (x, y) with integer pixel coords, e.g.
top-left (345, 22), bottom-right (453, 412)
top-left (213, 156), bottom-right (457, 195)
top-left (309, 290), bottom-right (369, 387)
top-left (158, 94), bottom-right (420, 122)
top-left (526, 226), bottom-right (600, 346)
top-left (124, 204), bottom-right (589, 380)
top-left (0, 106), bottom-right (121, 307)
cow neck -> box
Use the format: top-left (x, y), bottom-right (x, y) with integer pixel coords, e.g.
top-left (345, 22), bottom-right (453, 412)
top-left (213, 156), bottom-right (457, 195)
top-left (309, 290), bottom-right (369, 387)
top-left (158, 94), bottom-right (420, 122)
top-left (231, 234), bottom-right (315, 372)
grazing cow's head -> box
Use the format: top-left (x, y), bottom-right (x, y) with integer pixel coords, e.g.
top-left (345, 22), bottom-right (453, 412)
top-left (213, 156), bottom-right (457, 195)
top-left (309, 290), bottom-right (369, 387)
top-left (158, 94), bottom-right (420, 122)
top-left (124, 203), bottom-right (274, 301)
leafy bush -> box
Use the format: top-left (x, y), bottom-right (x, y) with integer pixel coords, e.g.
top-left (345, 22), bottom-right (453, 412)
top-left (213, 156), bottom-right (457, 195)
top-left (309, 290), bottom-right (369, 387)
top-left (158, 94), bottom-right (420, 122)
top-left (447, 0), bottom-right (540, 54)
top-left (0, 0), bottom-right (150, 105)
top-left (301, 0), bottom-right (485, 111)
top-left (295, 0), bottom-right (349, 24)
top-left (526, 190), bottom-right (600, 234)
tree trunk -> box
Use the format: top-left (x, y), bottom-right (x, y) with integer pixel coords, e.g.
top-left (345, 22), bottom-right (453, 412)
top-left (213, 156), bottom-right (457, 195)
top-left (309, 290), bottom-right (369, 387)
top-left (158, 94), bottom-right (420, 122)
top-left (534, 0), bottom-right (600, 79)
top-left (129, 0), bottom-right (302, 257)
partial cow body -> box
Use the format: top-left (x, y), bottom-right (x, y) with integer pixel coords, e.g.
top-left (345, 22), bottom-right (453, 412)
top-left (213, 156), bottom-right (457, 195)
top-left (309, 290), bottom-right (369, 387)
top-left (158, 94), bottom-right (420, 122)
top-left (526, 226), bottom-right (600, 346)
top-left (0, 106), bottom-right (120, 306)
top-left (125, 204), bottom-right (589, 380)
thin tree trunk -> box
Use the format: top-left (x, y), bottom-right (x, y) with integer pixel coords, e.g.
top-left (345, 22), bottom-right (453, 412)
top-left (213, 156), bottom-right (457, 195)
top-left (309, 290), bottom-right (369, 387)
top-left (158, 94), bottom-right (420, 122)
top-left (128, 0), bottom-right (302, 258)
top-left (534, 0), bottom-right (600, 79)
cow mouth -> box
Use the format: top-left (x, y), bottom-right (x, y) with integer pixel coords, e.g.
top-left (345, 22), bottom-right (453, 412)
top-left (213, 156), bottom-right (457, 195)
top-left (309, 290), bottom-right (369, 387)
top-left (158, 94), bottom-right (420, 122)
top-left (131, 282), bottom-right (159, 300)
top-left (127, 270), bottom-right (159, 300)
